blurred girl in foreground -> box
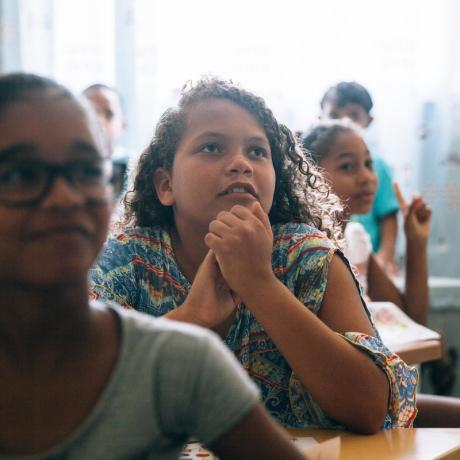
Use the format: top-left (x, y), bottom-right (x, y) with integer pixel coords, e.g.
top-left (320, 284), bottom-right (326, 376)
top-left (0, 73), bottom-right (305, 459)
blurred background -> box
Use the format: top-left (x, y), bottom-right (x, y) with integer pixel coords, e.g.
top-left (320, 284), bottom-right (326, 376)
top-left (1, 0), bottom-right (459, 279)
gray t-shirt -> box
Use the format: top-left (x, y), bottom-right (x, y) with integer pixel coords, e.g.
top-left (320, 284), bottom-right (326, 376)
top-left (1, 302), bottom-right (259, 460)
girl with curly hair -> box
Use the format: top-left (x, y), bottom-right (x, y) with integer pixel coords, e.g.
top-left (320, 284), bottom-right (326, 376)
top-left (91, 78), bottom-right (417, 433)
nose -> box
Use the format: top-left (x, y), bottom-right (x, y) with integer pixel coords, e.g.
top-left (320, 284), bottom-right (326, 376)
top-left (357, 165), bottom-right (376, 185)
top-left (226, 150), bottom-right (253, 176)
top-left (40, 176), bottom-right (86, 209)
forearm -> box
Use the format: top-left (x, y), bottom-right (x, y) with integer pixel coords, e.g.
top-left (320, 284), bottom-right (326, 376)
top-left (241, 277), bottom-right (389, 433)
top-left (367, 255), bottom-right (405, 309)
top-left (378, 213), bottom-right (398, 260)
top-left (164, 305), bottom-right (203, 324)
top-left (405, 240), bottom-right (429, 325)
top-left (211, 405), bottom-right (305, 460)
top-left (164, 304), bottom-right (234, 338)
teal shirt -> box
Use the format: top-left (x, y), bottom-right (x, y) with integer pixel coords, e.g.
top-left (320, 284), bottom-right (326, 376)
top-left (353, 154), bottom-right (399, 251)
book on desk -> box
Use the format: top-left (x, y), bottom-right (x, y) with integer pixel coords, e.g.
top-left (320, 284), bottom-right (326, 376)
top-left (367, 301), bottom-right (441, 348)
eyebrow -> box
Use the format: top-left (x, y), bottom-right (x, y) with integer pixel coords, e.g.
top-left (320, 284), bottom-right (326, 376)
top-left (246, 136), bottom-right (270, 146)
top-left (0, 143), bottom-right (37, 161)
top-left (0, 141), bottom-right (102, 162)
top-left (335, 152), bottom-right (356, 160)
top-left (190, 131), bottom-right (222, 141)
top-left (69, 140), bottom-right (101, 157)
top-left (335, 150), bottom-right (372, 161)
top-left (192, 131), bottom-right (270, 146)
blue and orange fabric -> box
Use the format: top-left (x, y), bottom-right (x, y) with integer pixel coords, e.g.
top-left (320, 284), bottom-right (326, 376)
top-left (90, 223), bottom-right (417, 429)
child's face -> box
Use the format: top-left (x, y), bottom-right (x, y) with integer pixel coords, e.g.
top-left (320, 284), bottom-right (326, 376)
top-left (154, 98), bottom-right (276, 231)
top-left (319, 130), bottom-right (377, 216)
top-left (84, 88), bottom-right (125, 154)
top-left (0, 93), bottom-right (112, 286)
top-left (321, 101), bottom-right (372, 128)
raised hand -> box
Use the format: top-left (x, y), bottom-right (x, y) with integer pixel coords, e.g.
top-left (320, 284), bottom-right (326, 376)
top-left (394, 182), bottom-right (432, 247)
top-left (204, 201), bottom-right (275, 299)
top-left (181, 250), bottom-right (238, 328)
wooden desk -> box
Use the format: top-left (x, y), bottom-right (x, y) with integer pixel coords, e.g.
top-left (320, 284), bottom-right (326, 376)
top-left (393, 339), bottom-right (442, 365)
top-left (289, 428), bottom-right (460, 460)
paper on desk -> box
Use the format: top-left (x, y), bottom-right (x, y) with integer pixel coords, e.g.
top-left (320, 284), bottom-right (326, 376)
top-left (294, 436), bottom-right (340, 459)
top-left (367, 301), bottom-right (441, 347)
top-left (180, 436), bottom-right (340, 459)
top-left (179, 442), bottom-right (216, 459)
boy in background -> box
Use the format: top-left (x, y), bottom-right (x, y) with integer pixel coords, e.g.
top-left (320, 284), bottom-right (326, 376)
top-left (83, 83), bottom-right (126, 156)
top-left (83, 83), bottom-right (128, 192)
top-left (320, 81), bottom-right (400, 275)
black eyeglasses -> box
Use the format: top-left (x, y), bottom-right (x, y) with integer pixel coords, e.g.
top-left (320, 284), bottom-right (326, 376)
top-left (0, 157), bottom-right (125, 207)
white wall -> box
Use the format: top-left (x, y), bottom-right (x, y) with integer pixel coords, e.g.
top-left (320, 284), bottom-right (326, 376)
top-left (1, 0), bottom-right (458, 276)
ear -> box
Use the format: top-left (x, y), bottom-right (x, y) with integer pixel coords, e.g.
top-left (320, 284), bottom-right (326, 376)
top-left (153, 168), bottom-right (175, 206)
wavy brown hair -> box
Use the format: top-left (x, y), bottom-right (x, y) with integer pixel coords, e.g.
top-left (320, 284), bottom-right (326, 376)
top-left (123, 77), bottom-right (343, 245)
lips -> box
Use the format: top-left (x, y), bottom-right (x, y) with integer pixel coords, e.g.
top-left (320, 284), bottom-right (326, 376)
top-left (355, 191), bottom-right (375, 201)
top-left (218, 182), bottom-right (258, 198)
top-left (28, 224), bottom-right (93, 240)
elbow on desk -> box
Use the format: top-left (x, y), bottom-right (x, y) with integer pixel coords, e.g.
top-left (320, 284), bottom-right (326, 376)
top-left (346, 407), bottom-right (387, 435)
top-left (341, 386), bottom-right (389, 434)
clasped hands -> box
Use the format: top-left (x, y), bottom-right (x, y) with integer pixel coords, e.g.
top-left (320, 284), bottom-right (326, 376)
top-left (181, 202), bottom-right (275, 328)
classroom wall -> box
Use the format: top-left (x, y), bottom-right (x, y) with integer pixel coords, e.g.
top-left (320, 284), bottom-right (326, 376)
top-left (1, 0), bottom-right (459, 278)
top-left (416, 0), bottom-right (460, 277)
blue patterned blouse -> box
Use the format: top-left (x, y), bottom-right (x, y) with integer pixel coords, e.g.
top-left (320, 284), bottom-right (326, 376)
top-left (90, 223), bottom-right (418, 429)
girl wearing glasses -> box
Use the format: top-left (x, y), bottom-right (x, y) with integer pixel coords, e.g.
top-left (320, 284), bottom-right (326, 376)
top-left (0, 73), bottom-right (305, 459)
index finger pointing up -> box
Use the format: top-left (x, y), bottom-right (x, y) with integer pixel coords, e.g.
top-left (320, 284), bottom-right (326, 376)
top-left (393, 181), bottom-right (408, 210)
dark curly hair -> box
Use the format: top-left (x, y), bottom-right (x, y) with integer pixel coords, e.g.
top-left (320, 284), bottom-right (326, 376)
top-left (301, 119), bottom-right (359, 165)
top-left (320, 81), bottom-right (373, 114)
top-left (123, 77), bottom-right (343, 244)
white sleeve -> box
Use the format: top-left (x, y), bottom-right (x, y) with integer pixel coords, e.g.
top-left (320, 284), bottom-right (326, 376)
top-left (344, 222), bottom-right (372, 265)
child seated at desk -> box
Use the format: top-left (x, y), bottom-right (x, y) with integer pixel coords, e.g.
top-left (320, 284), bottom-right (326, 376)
top-left (0, 72), bottom-right (306, 459)
top-left (302, 119), bottom-right (460, 428)
top-left (91, 77), bottom-right (417, 433)
top-left (302, 119), bottom-right (430, 325)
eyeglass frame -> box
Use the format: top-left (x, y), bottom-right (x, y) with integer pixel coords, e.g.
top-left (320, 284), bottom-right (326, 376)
top-left (0, 156), bottom-right (125, 208)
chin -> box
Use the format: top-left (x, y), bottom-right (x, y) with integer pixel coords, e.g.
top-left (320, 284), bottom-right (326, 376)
top-left (352, 204), bottom-right (373, 215)
top-left (29, 262), bottom-right (90, 287)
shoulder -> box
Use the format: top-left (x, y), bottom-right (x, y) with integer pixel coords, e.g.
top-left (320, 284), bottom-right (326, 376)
top-left (96, 226), bottom-right (173, 268)
top-left (103, 300), bottom-right (259, 395)
top-left (272, 222), bottom-right (336, 255)
top-left (90, 301), bottom-right (259, 443)
top-left (107, 226), bottom-right (169, 248)
top-left (100, 299), bottom-right (219, 351)
top-left (273, 222), bottom-right (334, 245)
top-left (272, 223), bottom-right (336, 311)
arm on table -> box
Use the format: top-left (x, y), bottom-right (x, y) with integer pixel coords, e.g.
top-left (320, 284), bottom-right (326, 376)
top-left (206, 203), bottom-right (390, 434)
top-left (210, 404), bottom-right (306, 460)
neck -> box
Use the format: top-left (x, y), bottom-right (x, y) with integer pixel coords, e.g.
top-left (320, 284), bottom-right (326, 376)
top-left (0, 279), bottom-right (91, 364)
top-left (170, 222), bottom-right (209, 283)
